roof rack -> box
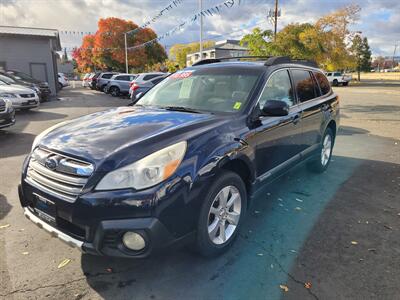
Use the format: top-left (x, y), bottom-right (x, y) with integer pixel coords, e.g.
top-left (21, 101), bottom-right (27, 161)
top-left (192, 56), bottom-right (318, 68)
top-left (192, 56), bottom-right (271, 66)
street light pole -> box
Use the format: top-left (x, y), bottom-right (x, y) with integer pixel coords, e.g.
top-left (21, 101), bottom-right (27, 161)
top-left (274, 0), bottom-right (278, 41)
top-left (199, 0), bottom-right (203, 59)
top-left (124, 33), bottom-right (128, 73)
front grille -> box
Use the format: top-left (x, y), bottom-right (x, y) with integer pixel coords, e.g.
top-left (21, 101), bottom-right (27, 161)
top-left (0, 99), bottom-right (5, 112)
top-left (25, 148), bottom-right (94, 203)
top-left (20, 93), bottom-right (35, 98)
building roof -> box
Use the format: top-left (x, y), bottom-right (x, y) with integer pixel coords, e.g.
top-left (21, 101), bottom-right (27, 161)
top-left (0, 26), bottom-right (61, 50)
top-left (187, 39), bottom-right (248, 56)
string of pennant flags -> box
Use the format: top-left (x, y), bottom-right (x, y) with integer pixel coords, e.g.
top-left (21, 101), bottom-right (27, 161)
top-left (126, 0), bottom-right (184, 35)
top-left (127, 0), bottom-right (239, 50)
top-left (58, 0), bottom-right (184, 36)
top-left (61, 0), bottom-right (240, 52)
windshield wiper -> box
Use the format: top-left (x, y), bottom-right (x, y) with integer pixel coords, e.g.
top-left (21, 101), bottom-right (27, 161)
top-left (162, 106), bottom-right (201, 114)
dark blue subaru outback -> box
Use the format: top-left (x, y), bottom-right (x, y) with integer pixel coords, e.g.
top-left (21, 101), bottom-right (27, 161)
top-left (19, 57), bottom-right (339, 258)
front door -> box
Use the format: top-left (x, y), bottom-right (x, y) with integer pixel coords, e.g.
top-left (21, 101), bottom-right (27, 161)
top-left (252, 69), bottom-right (303, 180)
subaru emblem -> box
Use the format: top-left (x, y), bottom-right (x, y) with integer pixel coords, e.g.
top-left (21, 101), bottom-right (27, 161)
top-left (45, 157), bottom-right (58, 170)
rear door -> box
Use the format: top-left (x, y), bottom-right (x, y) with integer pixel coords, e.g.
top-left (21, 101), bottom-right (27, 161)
top-left (253, 69), bottom-right (303, 179)
top-left (290, 69), bottom-right (324, 155)
top-left (115, 75), bottom-right (130, 92)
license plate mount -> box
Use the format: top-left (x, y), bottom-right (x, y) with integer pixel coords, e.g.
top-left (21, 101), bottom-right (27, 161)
top-left (34, 194), bottom-right (56, 225)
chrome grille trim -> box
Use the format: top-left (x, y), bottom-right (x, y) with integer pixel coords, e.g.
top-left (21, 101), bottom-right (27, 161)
top-left (29, 160), bottom-right (87, 185)
top-left (26, 148), bottom-right (94, 203)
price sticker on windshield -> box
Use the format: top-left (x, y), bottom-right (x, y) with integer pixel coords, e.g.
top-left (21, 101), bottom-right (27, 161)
top-left (233, 102), bottom-right (242, 110)
top-left (171, 70), bottom-right (193, 79)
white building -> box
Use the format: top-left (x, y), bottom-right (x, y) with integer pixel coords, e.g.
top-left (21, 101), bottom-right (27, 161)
top-left (186, 40), bottom-right (248, 66)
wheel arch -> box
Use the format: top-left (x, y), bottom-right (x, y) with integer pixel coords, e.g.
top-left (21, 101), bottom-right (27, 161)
top-left (219, 157), bottom-right (255, 206)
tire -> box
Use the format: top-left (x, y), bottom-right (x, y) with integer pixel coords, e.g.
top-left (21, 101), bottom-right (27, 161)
top-left (332, 79), bottom-right (338, 86)
top-left (58, 83), bottom-right (63, 90)
top-left (308, 127), bottom-right (334, 173)
top-left (110, 86), bottom-right (120, 97)
top-left (342, 81), bottom-right (349, 86)
top-left (195, 170), bottom-right (247, 257)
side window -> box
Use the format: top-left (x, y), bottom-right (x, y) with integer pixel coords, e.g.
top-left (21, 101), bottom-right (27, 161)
top-left (118, 75), bottom-right (130, 81)
top-left (259, 69), bottom-right (294, 108)
top-left (102, 74), bottom-right (113, 79)
top-left (291, 69), bottom-right (317, 102)
top-left (334, 72), bottom-right (341, 76)
top-left (130, 75), bottom-right (137, 81)
top-left (314, 72), bottom-right (331, 95)
top-left (143, 74), bottom-right (159, 81)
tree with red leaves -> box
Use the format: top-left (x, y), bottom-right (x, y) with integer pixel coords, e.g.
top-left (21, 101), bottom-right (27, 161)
top-left (73, 17), bottom-right (166, 72)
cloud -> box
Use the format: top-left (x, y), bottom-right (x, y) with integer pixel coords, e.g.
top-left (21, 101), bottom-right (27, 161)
top-left (0, 0), bottom-right (398, 56)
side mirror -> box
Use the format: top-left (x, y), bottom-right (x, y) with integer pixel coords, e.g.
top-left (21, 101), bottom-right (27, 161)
top-left (261, 100), bottom-right (289, 116)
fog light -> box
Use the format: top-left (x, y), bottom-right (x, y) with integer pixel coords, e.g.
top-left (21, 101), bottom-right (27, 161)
top-left (122, 231), bottom-right (146, 251)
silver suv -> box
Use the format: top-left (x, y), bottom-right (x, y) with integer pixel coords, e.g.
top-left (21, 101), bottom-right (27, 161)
top-left (96, 72), bottom-right (118, 91)
top-left (105, 74), bottom-right (137, 96)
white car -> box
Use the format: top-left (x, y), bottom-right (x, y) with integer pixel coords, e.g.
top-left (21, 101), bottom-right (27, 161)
top-left (82, 73), bottom-right (91, 87)
top-left (0, 80), bottom-right (40, 110)
top-left (325, 72), bottom-right (352, 86)
top-left (58, 73), bottom-right (69, 89)
top-left (128, 72), bottom-right (168, 97)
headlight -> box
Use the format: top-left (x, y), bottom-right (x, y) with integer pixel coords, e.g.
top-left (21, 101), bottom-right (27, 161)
top-left (0, 93), bottom-right (16, 98)
top-left (31, 120), bottom-right (71, 151)
top-left (96, 141), bottom-right (187, 191)
top-left (4, 99), bottom-right (12, 110)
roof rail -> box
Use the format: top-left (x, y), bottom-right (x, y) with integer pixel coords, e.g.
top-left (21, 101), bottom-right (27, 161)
top-left (191, 56), bottom-right (319, 68)
top-left (191, 56), bottom-right (272, 66)
top-left (264, 56), bottom-right (319, 68)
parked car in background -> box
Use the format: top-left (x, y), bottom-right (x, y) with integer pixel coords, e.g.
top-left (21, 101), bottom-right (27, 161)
top-left (58, 73), bottom-right (69, 89)
top-left (325, 72), bottom-right (352, 86)
top-left (128, 72), bottom-right (168, 97)
top-left (104, 74), bottom-right (137, 96)
top-left (82, 73), bottom-right (91, 87)
top-left (19, 57), bottom-right (339, 258)
top-left (130, 74), bottom-right (169, 102)
top-left (87, 73), bottom-right (98, 89)
top-left (0, 98), bottom-right (16, 129)
top-left (0, 72), bottom-right (41, 99)
top-left (3, 70), bottom-right (51, 101)
top-left (96, 72), bottom-right (118, 91)
top-left (0, 80), bottom-right (40, 110)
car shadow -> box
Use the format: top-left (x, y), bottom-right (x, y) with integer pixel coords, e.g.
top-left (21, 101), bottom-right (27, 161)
top-left (338, 126), bottom-right (369, 136)
top-left (14, 109), bottom-right (68, 122)
top-left (0, 131), bottom-right (35, 159)
top-left (80, 146), bottom-right (399, 300)
top-left (0, 194), bottom-right (12, 221)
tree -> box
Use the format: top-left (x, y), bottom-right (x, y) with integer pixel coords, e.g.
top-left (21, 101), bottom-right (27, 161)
top-left (169, 41), bottom-right (215, 68)
top-left (350, 35), bottom-right (372, 80)
top-left (360, 37), bottom-right (372, 72)
top-left (240, 5), bottom-right (362, 71)
top-left (73, 17), bottom-right (166, 72)
top-left (240, 28), bottom-right (275, 56)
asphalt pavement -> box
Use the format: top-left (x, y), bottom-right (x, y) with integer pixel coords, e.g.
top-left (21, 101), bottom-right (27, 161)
top-left (0, 83), bottom-right (399, 300)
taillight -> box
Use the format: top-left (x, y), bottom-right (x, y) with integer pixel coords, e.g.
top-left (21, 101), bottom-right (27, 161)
top-left (131, 83), bottom-right (139, 91)
top-left (129, 81), bottom-right (135, 87)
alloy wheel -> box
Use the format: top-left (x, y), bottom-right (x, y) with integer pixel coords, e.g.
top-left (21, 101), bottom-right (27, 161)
top-left (321, 134), bottom-right (332, 166)
top-left (207, 185), bottom-right (242, 245)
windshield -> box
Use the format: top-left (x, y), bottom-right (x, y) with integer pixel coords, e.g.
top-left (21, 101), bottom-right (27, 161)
top-left (0, 75), bottom-right (14, 84)
top-left (138, 68), bottom-right (261, 113)
top-left (7, 71), bottom-right (35, 81)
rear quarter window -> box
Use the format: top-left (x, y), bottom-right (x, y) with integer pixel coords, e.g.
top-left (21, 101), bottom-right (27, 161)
top-left (143, 74), bottom-right (160, 81)
top-left (314, 72), bottom-right (331, 95)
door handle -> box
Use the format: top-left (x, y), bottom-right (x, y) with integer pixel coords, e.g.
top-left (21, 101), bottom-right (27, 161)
top-left (291, 114), bottom-right (300, 125)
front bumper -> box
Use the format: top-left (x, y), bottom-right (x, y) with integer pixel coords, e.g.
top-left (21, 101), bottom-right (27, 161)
top-left (12, 100), bottom-right (39, 109)
top-left (19, 182), bottom-right (178, 258)
top-left (0, 109), bottom-right (16, 128)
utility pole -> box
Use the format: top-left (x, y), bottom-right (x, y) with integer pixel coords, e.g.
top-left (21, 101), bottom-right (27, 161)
top-left (392, 44), bottom-right (398, 71)
top-left (199, 0), bottom-right (203, 59)
top-left (124, 33), bottom-right (128, 73)
top-left (274, 0), bottom-right (278, 41)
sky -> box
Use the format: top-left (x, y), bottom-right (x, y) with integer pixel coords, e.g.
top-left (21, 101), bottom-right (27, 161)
top-left (0, 0), bottom-right (399, 57)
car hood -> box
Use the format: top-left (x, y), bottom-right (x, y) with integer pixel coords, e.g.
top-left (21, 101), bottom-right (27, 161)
top-left (0, 84), bottom-right (35, 93)
top-left (38, 106), bottom-right (225, 169)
